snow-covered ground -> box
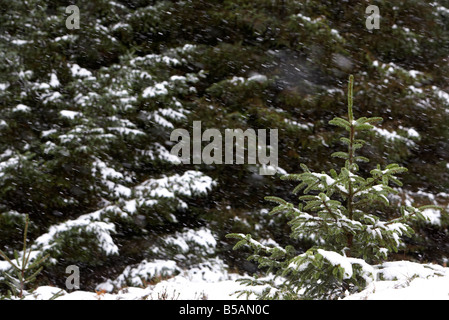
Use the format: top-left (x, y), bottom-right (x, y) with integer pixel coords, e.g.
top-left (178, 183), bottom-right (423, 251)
top-left (344, 274), bottom-right (449, 300)
top-left (19, 260), bottom-right (449, 300)
top-left (24, 267), bottom-right (251, 301)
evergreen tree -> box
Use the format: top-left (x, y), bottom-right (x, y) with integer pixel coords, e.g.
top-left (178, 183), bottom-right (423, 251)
top-left (0, 215), bottom-right (49, 298)
top-left (227, 76), bottom-right (440, 300)
top-left (0, 0), bottom-right (218, 291)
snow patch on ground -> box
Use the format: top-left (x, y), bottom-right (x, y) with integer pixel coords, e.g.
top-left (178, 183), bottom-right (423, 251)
top-left (344, 273), bottom-right (449, 300)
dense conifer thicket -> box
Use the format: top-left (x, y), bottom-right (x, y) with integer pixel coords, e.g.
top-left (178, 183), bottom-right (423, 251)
top-left (1, 0), bottom-right (449, 294)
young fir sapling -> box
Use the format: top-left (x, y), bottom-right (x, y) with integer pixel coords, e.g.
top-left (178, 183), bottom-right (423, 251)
top-left (227, 75), bottom-right (439, 300)
top-left (0, 215), bottom-right (50, 299)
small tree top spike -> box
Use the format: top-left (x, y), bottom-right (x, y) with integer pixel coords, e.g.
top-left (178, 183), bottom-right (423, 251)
top-left (348, 75), bottom-right (354, 122)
